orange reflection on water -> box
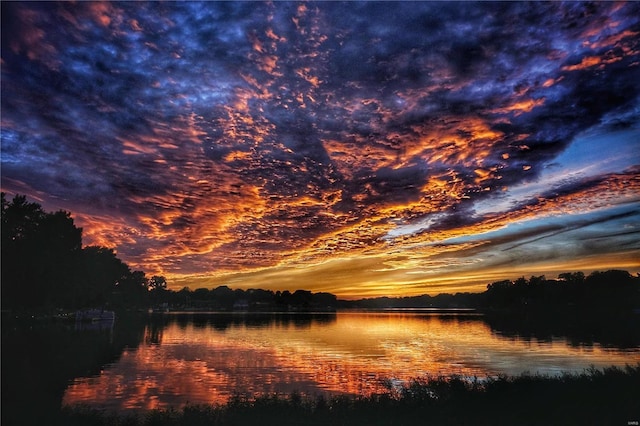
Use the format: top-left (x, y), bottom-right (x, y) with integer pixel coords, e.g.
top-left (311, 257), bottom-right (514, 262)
top-left (62, 313), bottom-right (640, 412)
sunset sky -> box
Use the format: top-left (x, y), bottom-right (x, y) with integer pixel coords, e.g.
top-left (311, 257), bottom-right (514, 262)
top-left (2, 2), bottom-right (639, 298)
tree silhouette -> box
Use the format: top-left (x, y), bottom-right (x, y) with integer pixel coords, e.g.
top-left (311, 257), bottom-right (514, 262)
top-left (114, 270), bottom-right (149, 309)
top-left (148, 275), bottom-right (167, 291)
top-left (484, 270), bottom-right (639, 312)
top-left (79, 246), bottom-right (131, 307)
top-left (1, 193), bottom-right (150, 310)
top-left (1, 194), bottom-right (82, 308)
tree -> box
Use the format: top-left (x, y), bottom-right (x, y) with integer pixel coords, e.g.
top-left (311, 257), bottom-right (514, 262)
top-left (114, 270), bottom-right (149, 308)
top-left (559, 271), bottom-right (585, 284)
top-left (147, 275), bottom-right (169, 307)
top-left (175, 286), bottom-right (192, 307)
top-left (211, 285), bottom-right (235, 309)
top-left (312, 292), bottom-right (338, 309)
top-left (79, 246), bottom-right (131, 307)
top-left (1, 193), bottom-right (83, 309)
top-left (292, 289), bottom-right (313, 308)
top-left (148, 275), bottom-right (167, 291)
top-left (1, 193), bottom-right (154, 310)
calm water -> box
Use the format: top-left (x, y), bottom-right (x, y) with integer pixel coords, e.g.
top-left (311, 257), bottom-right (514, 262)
top-left (58, 312), bottom-right (639, 412)
top-left (2, 311), bottom-right (639, 423)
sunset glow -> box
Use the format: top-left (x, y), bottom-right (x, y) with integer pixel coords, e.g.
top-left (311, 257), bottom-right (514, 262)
top-left (2, 2), bottom-right (639, 297)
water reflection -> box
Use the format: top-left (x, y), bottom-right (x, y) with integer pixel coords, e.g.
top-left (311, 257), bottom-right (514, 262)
top-left (1, 313), bottom-right (147, 425)
top-left (174, 312), bottom-right (337, 331)
top-left (61, 312), bottom-right (640, 413)
top-left (484, 311), bottom-right (640, 348)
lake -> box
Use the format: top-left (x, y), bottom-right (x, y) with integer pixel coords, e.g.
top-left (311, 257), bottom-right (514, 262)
top-left (2, 311), bottom-right (639, 422)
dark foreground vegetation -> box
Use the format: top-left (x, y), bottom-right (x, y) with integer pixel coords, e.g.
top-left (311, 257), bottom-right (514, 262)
top-left (58, 365), bottom-right (640, 426)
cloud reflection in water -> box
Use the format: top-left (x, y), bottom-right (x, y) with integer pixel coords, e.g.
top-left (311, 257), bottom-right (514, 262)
top-left (62, 313), bottom-right (640, 412)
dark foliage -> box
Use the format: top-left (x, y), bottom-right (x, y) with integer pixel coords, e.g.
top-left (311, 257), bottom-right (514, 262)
top-left (484, 271), bottom-right (640, 313)
top-left (339, 292), bottom-right (484, 309)
top-left (2, 194), bottom-right (81, 308)
top-left (158, 286), bottom-right (338, 312)
top-left (1, 193), bottom-right (150, 311)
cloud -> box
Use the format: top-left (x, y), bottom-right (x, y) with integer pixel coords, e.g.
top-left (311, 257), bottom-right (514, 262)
top-left (2, 1), bottom-right (639, 295)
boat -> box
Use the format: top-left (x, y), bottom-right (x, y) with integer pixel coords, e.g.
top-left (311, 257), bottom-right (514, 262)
top-left (75, 309), bottom-right (115, 322)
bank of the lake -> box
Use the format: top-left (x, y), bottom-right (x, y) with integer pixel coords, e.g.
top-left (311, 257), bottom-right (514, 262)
top-left (59, 365), bottom-right (640, 426)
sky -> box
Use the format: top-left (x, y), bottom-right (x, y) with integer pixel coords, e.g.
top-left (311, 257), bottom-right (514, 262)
top-left (2, 1), bottom-right (639, 298)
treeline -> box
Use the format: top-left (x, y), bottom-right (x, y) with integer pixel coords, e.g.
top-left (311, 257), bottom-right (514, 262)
top-left (339, 293), bottom-right (481, 310)
top-left (157, 286), bottom-right (338, 312)
top-left (1, 193), bottom-right (161, 311)
top-left (345, 270), bottom-right (640, 313)
top-left (483, 270), bottom-right (639, 312)
top-left (171, 269), bottom-right (639, 314)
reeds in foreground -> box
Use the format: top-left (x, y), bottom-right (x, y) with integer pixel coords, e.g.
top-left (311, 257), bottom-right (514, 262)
top-left (59, 364), bottom-right (640, 426)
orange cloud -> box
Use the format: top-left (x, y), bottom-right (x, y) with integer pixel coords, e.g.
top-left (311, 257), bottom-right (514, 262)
top-left (492, 98), bottom-right (545, 116)
top-left (562, 56), bottom-right (604, 71)
top-left (175, 170), bottom-right (639, 298)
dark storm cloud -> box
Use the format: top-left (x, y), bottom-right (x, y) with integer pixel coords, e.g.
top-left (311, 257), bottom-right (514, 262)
top-left (2, 1), bottom-right (639, 286)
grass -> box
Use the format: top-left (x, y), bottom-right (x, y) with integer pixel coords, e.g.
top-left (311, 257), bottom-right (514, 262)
top-left (57, 365), bottom-right (639, 426)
